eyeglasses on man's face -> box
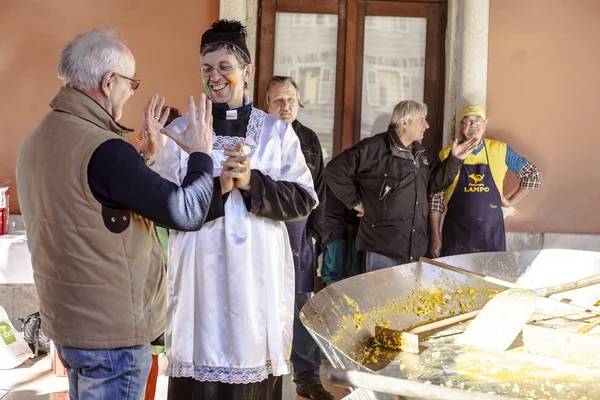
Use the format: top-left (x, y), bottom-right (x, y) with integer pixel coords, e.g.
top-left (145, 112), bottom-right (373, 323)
top-left (116, 73), bottom-right (141, 91)
top-left (462, 118), bottom-right (485, 126)
top-left (200, 64), bottom-right (244, 77)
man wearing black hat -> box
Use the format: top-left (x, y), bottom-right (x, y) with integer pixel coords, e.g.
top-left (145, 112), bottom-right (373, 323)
top-left (149, 20), bottom-right (318, 400)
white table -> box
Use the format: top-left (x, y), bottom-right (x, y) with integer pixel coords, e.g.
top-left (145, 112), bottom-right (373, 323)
top-left (0, 231), bottom-right (34, 284)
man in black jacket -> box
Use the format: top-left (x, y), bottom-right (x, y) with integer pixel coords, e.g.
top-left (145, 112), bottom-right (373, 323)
top-left (326, 100), bottom-right (478, 272)
top-left (265, 76), bottom-right (332, 400)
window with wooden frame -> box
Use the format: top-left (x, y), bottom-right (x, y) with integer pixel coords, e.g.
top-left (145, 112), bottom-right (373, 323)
top-left (256, 0), bottom-right (446, 161)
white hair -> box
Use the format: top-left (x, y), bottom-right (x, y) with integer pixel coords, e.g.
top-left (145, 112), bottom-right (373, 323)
top-left (58, 29), bottom-right (133, 91)
top-left (390, 100), bottom-right (428, 129)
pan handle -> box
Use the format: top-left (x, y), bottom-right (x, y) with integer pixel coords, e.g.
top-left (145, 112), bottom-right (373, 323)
top-left (409, 309), bottom-right (480, 334)
top-left (420, 257), bottom-right (520, 289)
top-left (328, 369), bottom-right (513, 400)
top-left (537, 272), bottom-right (600, 297)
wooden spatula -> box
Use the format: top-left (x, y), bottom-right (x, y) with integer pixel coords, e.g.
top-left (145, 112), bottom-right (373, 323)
top-left (375, 309), bottom-right (480, 353)
top-left (461, 274), bottom-right (600, 352)
top-left (420, 258), bottom-right (600, 352)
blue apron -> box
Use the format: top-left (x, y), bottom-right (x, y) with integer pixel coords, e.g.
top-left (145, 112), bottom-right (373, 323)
top-left (441, 145), bottom-right (505, 256)
top-left (285, 219), bottom-right (315, 293)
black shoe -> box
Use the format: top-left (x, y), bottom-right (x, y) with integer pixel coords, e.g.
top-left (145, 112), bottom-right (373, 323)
top-left (296, 384), bottom-right (335, 400)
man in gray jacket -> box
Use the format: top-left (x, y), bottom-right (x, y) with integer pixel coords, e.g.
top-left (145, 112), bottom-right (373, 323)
top-left (16, 29), bottom-right (214, 399)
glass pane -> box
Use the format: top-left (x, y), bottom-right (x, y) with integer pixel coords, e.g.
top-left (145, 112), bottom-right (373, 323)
top-left (273, 12), bottom-right (338, 162)
top-left (361, 16), bottom-right (427, 139)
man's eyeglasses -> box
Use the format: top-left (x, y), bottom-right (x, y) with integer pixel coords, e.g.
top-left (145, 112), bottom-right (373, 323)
top-left (116, 73), bottom-right (141, 91)
top-left (462, 119), bottom-right (485, 126)
top-left (200, 64), bottom-right (244, 77)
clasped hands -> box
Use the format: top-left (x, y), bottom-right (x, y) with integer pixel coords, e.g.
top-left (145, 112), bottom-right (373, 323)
top-left (220, 141), bottom-right (251, 194)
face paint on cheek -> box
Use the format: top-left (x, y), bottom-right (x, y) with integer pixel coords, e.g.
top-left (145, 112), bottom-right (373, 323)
top-left (202, 78), bottom-right (212, 95)
top-left (225, 73), bottom-right (238, 88)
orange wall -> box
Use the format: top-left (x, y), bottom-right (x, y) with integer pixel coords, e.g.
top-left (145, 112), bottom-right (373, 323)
top-left (0, 0), bottom-right (219, 213)
top-left (488, 0), bottom-right (600, 233)
top-left (3, 0), bottom-right (599, 234)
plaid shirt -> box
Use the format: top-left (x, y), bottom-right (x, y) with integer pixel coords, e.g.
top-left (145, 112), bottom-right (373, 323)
top-left (429, 161), bottom-right (542, 213)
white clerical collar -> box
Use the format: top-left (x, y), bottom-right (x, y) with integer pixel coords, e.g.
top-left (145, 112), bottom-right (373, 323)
top-left (226, 110), bottom-right (237, 120)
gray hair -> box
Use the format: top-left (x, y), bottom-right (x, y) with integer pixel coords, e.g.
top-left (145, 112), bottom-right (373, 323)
top-left (58, 29), bottom-right (133, 91)
top-left (264, 76), bottom-right (304, 108)
top-left (390, 100), bottom-right (428, 129)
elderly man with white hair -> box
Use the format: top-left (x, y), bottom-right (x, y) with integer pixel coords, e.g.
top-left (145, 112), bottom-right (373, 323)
top-left (16, 29), bottom-right (214, 399)
top-left (326, 100), bottom-right (479, 272)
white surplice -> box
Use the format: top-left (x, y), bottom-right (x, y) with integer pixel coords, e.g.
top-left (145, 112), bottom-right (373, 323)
top-left (152, 107), bottom-right (317, 384)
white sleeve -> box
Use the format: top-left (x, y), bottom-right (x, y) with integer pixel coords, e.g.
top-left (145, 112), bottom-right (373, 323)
top-left (151, 118), bottom-right (188, 185)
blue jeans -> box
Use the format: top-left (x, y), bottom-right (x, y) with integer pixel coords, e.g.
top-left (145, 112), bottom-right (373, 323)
top-left (55, 344), bottom-right (152, 400)
top-left (365, 251), bottom-right (405, 272)
top-left (291, 292), bottom-right (322, 390)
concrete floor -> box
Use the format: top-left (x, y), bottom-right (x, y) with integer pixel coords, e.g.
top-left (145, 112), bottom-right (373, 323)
top-left (0, 355), bottom-right (350, 400)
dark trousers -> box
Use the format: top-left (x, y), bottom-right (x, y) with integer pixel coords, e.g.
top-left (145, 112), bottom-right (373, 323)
top-left (167, 375), bottom-right (282, 400)
top-left (291, 292), bottom-right (322, 390)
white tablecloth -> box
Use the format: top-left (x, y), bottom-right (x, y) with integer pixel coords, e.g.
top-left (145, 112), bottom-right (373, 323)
top-left (0, 232), bottom-right (34, 284)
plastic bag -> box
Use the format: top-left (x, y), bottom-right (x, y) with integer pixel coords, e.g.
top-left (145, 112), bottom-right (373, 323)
top-left (0, 305), bottom-right (33, 369)
top-left (18, 312), bottom-right (51, 356)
